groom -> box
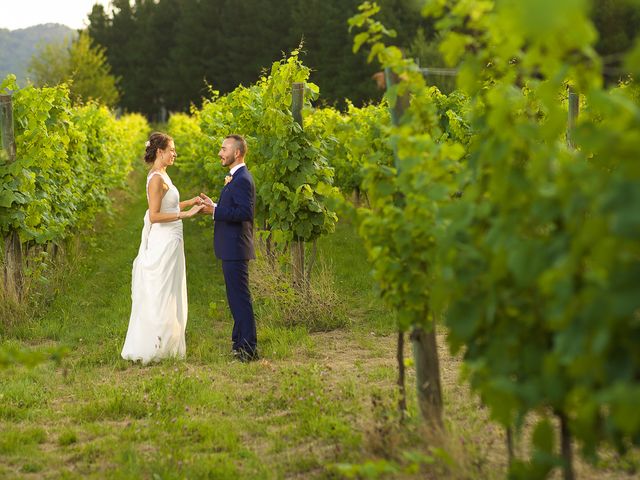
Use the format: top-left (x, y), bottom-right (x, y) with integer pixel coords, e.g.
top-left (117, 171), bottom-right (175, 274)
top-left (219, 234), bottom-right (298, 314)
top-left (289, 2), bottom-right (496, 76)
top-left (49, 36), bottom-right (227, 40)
top-left (200, 134), bottom-right (258, 362)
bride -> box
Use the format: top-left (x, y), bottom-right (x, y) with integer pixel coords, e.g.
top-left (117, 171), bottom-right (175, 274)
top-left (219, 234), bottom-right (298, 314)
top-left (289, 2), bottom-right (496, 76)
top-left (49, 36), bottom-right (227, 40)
top-left (121, 132), bottom-right (203, 364)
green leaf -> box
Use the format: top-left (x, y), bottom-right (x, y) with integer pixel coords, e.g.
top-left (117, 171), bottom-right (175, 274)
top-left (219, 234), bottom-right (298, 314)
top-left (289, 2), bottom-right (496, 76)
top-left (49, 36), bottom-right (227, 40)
top-left (532, 419), bottom-right (555, 454)
top-left (0, 190), bottom-right (17, 208)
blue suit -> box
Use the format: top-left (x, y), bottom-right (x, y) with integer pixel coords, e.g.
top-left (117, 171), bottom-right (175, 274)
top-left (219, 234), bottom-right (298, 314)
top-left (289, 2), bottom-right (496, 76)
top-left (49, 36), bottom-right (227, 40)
top-left (214, 166), bottom-right (257, 354)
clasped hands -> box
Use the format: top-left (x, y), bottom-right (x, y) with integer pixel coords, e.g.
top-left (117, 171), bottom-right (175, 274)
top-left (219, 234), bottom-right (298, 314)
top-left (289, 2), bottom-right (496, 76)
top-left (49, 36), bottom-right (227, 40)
top-left (179, 193), bottom-right (214, 218)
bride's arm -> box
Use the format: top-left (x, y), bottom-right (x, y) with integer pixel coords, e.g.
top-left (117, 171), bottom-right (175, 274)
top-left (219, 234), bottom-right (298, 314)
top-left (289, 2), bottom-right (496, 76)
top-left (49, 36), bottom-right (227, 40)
top-left (148, 176), bottom-right (202, 223)
top-left (178, 197), bottom-right (201, 210)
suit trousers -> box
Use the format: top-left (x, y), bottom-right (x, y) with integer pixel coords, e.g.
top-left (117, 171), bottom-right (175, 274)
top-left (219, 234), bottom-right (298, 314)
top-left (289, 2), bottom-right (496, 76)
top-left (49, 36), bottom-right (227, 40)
top-left (222, 260), bottom-right (257, 353)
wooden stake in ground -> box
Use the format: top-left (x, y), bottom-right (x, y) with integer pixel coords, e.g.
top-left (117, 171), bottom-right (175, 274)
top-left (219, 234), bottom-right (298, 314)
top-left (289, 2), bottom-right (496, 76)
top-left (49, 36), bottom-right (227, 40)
top-left (384, 68), bottom-right (443, 426)
top-left (397, 331), bottom-right (407, 420)
top-left (567, 86), bottom-right (579, 150)
top-left (557, 85), bottom-right (579, 480)
top-left (1, 93), bottom-right (23, 302)
top-left (290, 82), bottom-right (307, 292)
top-left (411, 327), bottom-right (443, 426)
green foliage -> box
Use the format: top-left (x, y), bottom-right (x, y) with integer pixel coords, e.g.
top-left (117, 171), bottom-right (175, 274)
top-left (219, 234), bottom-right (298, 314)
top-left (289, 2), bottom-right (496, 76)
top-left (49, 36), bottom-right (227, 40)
top-left (26, 39), bottom-right (69, 88)
top-left (349, 0), bottom-right (640, 476)
top-left (169, 52), bottom-right (338, 245)
top-left (590, 0), bottom-right (640, 68)
top-left (406, 28), bottom-right (457, 93)
top-left (0, 344), bottom-right (68, 369)
top-left (308, 101), bottom-right (393, 200)
top-left (28, 31), bottom-right (120, 107)
top-left (0, 74), bottom-right (147, 246)
top-left (426, 0), bottom-right (640, 463)
top-left (346, 2), bottom-right (472, 332)
top-left (510, 419), bottom-right (561, 479)
top-left (167, 111), bottom-right (214, 189)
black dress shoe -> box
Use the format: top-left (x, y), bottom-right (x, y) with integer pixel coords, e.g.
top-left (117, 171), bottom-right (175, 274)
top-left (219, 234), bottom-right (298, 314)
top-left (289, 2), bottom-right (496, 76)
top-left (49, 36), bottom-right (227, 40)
top-left (234, 349), bottom-right (259, 362)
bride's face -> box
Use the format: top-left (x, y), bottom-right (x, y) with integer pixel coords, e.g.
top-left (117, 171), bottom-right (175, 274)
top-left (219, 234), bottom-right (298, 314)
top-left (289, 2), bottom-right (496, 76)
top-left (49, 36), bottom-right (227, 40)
top-left (160, 140), bottom-right (177, 166)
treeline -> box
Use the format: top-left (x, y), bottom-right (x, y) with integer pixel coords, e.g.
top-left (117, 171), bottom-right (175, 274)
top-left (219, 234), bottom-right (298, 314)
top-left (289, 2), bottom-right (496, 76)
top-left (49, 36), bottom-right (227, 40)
top-left (85, 0), bottom-right (433, 118)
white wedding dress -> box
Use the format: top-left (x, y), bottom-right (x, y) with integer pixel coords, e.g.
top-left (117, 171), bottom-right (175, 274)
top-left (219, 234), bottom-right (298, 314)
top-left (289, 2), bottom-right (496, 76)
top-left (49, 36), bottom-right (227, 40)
top-left (121, 171), bottom-right (188, 364)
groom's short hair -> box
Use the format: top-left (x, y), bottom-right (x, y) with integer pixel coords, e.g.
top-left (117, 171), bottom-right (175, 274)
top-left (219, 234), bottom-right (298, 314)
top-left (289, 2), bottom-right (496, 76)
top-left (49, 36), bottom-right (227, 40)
top-left (225, 134), bottom-right (247, 158)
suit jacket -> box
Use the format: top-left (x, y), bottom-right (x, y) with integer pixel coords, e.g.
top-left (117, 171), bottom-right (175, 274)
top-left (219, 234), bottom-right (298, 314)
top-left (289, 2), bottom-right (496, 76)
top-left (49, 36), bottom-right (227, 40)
top-left (214, 165), bottom-right (256, 261)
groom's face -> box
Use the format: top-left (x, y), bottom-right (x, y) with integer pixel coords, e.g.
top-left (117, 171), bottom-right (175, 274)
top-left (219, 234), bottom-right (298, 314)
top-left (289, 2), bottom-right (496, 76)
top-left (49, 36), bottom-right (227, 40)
top-left (219, 139), bottom-right (237, 168)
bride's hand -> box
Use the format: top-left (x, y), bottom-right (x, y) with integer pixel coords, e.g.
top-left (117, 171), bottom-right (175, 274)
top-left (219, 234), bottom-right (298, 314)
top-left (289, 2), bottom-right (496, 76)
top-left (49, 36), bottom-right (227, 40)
top-left (184, 204), bottom-right (204, 218)
top-left (190, 196), bottom-right (204, 206)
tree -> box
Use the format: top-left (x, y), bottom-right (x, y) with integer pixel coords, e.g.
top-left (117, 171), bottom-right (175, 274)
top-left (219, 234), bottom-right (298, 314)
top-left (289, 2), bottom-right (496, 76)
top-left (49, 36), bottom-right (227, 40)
top-left (27, 39), bottom-right (69, 87)
top-left (68, 32), bottom-right (120, 106)
top-left (290, 0), bottom-right (381, 107)
top-left (591, 0), bottom-right (640, 83)
top-left (28, 31), bottom-right (120, 107)
top-left (167, 0), bottom-right (225, 110)
top-left (107, 0), bottom-right (145, 113)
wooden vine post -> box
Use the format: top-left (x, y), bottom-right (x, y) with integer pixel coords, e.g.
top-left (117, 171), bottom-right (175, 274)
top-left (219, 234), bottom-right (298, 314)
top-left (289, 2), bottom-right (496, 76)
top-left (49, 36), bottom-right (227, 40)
top-left (0, 93), bottom-right (23, 302)
top-left (558, 85), bottom-right (579, 480)
top-left (384, 68), bottom-right (443, 426)
top-left (290, 82), bottom-right (307, 291)
top-left (567, 86), bottom-right (579, 150)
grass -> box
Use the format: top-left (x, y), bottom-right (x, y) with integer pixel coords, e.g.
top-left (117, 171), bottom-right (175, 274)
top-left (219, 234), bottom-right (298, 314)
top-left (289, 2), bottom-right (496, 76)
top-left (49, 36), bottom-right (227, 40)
top-left (1, 172), bottom-right (638, 479)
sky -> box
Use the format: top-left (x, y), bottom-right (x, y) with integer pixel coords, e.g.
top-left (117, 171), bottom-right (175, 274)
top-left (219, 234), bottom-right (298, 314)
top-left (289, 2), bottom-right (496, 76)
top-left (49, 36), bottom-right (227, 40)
top-left (0, 0), bottom-right (112, 30)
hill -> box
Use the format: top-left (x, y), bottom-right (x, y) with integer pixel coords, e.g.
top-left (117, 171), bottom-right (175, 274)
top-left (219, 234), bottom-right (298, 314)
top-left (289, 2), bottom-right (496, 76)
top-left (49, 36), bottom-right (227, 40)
top-left (0, 23), bottom-right (75, 85)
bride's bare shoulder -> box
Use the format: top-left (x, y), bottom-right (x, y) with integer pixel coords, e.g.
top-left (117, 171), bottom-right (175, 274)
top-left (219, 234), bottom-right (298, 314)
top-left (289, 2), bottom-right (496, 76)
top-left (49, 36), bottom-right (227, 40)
top-left (146, 173), bottom-right (168, 192)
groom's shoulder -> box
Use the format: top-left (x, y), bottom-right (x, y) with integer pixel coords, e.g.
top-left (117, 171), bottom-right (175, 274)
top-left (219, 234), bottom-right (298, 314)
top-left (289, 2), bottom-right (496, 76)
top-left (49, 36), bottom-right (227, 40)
top-left (234, 169), bottom-right (253, 186)
top-left (239, 166), bottom-right (254, 181)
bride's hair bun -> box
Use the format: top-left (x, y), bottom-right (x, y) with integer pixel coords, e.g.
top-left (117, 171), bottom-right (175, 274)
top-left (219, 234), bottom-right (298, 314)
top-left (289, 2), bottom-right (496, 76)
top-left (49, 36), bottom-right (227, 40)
top-left (144, 132), bottom-right (173, 163)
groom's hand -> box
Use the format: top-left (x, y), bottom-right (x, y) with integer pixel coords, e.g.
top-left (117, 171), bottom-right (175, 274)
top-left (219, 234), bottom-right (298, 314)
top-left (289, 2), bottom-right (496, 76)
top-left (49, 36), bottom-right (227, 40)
top-left (201, 204), bottom-right (214, 215)
top-left (199, 192), bottom-right (214, 206)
